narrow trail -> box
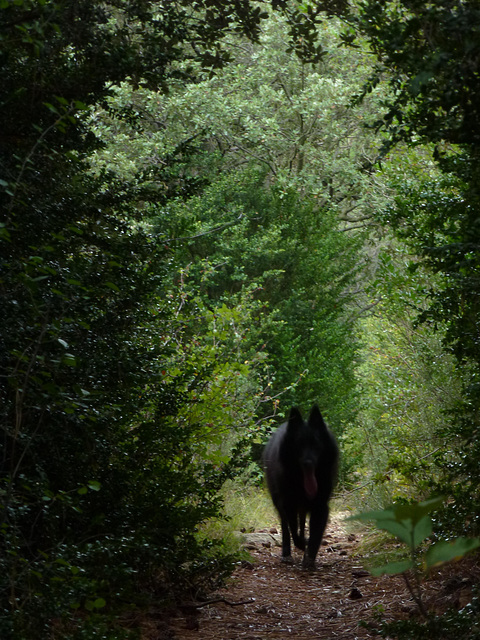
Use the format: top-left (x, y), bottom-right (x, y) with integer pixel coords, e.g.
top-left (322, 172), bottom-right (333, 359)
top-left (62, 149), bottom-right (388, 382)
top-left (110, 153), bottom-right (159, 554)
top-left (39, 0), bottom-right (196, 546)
top-left (142, 515), bottom-right (479, 639)
top-left (166, 516), bottom-right (412, 639)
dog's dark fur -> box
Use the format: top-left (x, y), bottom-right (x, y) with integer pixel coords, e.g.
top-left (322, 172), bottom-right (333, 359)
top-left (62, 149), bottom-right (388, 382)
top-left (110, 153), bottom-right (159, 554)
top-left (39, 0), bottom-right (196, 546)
top-left (263, 405), bottom-right (339, 568)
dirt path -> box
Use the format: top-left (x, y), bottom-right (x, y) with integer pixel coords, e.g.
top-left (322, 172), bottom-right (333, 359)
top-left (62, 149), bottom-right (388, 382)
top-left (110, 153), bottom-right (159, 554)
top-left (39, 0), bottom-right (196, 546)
top-left (166, 516), bottom-right (414, 639)
top-left (141, 515), bottom-right (480, 639)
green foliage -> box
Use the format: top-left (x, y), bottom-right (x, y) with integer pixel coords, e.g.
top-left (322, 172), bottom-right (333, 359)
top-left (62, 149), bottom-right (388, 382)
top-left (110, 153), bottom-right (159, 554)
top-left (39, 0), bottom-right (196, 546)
top-left (9, 1), bottom-right (476, 636)
top-left (139, 10), bottom-right (388, 216)
top-left (350, 497), bottom-right (480, 623)
top-left (0, 155), bottom-right (240, 636)
top-left (87, 9), bottom-right (384, 432)
top-left (154, 169), bottom-right (362, 424)
top-left (375, 169), bottom-right (480, 535)
top-left (200, 481), bottom-right (277, 544)
top-left (2, 1), bottom-right (330, 637)
top-left (350, 497), bottom-right (480, 574)
top-left (152, 277), bottom-right (272, 472)
top-left (382, 168), bottom-right (480, 367)
top-left (351, 0), bottom-right (480, 149)
top-left (344, 300), bottom-right (463, 506)
top-left (366, 596), bottom-right (480, 640)
top-left (350, 0), bottom-right (480, 540)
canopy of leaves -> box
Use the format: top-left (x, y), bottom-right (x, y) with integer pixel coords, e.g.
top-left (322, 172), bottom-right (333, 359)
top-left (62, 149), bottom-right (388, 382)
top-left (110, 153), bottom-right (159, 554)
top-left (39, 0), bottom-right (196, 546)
top-left (351, 0), bottom-right (480, 149)
top-left (3, 1), bottom-right (347, 636)
top-left (87, 9), bottom-right (395, 433)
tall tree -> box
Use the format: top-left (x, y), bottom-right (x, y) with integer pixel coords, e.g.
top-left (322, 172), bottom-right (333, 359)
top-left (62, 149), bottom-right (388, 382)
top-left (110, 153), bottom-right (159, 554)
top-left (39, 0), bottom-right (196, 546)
top-left (88, 11), bottom-right (390, 430)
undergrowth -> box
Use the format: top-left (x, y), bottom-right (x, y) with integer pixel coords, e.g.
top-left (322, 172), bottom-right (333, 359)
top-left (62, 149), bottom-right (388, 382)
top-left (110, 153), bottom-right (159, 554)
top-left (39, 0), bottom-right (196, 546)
top-left (363, 595), bottom-right (480, 639)
top-left (200, 481), bottom-right (277, 545)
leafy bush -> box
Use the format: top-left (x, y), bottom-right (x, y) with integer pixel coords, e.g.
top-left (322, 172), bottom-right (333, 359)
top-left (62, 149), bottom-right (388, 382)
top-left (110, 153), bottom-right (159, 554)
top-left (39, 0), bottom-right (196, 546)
top-left (351, 498), bottom-right (480, 639)
top-left (345, 310), bottom-right (463, 507)
top-left (0, 2), bottom-right (282, 636)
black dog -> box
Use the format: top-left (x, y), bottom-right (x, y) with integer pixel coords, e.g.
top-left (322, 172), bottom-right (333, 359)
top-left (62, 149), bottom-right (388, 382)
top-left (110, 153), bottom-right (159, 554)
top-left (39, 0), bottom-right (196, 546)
top-left (263, 405), bottom-right (338, 568)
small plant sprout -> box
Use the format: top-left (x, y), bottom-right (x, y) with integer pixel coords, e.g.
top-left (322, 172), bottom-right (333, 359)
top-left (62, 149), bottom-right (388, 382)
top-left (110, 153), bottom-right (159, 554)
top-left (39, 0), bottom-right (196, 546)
top-left (348, 497), bottom-right (480, 618)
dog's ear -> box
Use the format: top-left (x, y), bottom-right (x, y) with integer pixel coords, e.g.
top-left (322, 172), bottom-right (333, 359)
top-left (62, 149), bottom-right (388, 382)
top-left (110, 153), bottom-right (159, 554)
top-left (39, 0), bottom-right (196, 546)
top-left (287, 407), bottom-right (303, 430)
top-left (309, 405), bottom-right (327, 430)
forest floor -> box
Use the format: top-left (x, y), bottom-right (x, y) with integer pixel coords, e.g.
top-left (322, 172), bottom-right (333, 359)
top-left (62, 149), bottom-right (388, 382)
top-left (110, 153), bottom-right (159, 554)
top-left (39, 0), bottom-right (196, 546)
top-left (142, 514), bottom-right (480, 639)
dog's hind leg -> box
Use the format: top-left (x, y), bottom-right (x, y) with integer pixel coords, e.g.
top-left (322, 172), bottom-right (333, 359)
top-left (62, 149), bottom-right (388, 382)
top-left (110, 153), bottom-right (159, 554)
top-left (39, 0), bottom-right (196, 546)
top-left (303, 504), bottom-right (329, 569)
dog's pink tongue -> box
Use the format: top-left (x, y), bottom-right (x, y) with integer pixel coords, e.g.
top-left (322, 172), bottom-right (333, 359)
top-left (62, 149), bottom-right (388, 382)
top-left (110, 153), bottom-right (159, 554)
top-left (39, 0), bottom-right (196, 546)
top-left (304, 470), bottom-right (318, 499)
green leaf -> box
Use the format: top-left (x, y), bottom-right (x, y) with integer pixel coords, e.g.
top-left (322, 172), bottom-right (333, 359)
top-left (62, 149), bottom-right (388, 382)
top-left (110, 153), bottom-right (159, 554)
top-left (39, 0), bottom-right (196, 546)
top-left (346, 507), bottom-right (396, 523)
top-left (55, 558), bottom-right (70, 567)
top-left (62, 353), bottom-right (76, 367)
top-left (86, 597), bottom-right (106, 611)
top-left (370, 560), bottom-right (414, 576)
top-left (44, 102), bottom-right (59, 114)
top-left (0, 223), bottom-right (11, 240)
top-left (375, 520), bottom-right (414, 546)
top-left (412, 515), bottom-right (433, 548)
top-left (393, 497), bottom-right (444, 527)
top-left (347, 508), bottom-right (412, 545)
top-left (426, 538), bottom-right (480, 569)
top-left (78, 481), bottom-right (101, 494)
top-left (93, 597), bottom-right (106, 609)
top-left (348, 498), bottom-right (443, 547)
